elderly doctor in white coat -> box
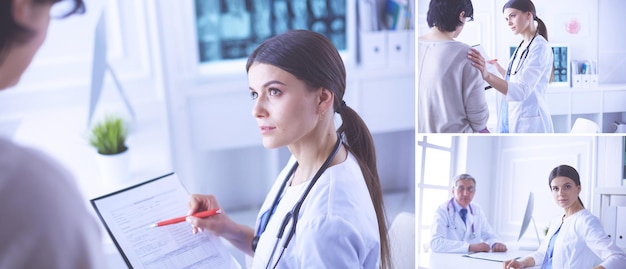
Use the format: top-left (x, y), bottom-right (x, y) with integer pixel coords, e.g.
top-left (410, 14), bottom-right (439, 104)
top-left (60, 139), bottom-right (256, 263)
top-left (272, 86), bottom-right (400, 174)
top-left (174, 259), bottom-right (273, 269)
top-left (504, 165), bottom-right (626, 269)
top-left (468, 0), bottom-right (554, 133)
top-left (430, 174), bottom-right (507, 253)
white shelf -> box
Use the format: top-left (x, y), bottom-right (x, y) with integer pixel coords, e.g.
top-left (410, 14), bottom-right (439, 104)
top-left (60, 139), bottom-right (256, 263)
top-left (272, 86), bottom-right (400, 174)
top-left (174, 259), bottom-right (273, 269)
top-left (546, 83), bottom-right (626, 133)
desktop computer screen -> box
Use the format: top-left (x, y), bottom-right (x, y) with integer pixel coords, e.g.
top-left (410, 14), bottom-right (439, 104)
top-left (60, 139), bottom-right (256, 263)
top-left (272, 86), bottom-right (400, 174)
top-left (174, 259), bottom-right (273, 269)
top-left (518, 192), bottom-right (541, 250)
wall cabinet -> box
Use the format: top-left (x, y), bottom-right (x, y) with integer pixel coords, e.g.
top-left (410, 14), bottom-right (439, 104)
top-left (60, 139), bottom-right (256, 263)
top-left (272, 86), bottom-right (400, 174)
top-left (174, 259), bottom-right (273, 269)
top-left (546, 84), bottom-right (626, 133)
top-left (594, 187), bottom-right (626, 251)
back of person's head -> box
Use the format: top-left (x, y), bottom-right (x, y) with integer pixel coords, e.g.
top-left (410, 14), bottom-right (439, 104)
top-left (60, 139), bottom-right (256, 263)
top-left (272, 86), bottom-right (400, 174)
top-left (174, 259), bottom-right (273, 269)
top-left (548, 164), bottom-right (584, 208)
top-left (426, 0), bottom-right (474, 32)
top-left (0, 0), bottom-right (85, 62)
top-left (502, 0), bottom-right (548, 41)
top-left (246, 30), bottom-right (391, 269)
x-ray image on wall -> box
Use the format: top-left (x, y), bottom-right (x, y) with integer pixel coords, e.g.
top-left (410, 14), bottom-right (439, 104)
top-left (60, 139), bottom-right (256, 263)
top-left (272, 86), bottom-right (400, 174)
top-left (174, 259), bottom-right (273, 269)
top-left (195, 0), bottom-right (347, 63)
top-left (509, 45), bottom-right (569, 84)
top-left (552, 46), bottom-right (568, 83)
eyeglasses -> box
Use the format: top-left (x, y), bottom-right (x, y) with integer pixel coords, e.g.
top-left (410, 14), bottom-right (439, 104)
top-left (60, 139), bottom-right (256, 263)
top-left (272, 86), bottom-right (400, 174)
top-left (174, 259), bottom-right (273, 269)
top-left (455, 186), bottom-right (475, 193)
top-left (50, 1), bottom-right (85, 19)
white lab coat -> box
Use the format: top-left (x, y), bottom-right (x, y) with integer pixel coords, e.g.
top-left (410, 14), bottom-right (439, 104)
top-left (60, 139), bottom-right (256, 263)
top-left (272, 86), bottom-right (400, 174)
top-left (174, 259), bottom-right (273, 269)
top-left (530, 209), bottom-right (626, 269)
top-left (248, 153), bottom-right (380, 269)
top-left (430, 199), bottom-right (502, 253)
top-left (0, 137), bottom-right (105, 268)
top-left (502, 35), bottom-right (554, 133)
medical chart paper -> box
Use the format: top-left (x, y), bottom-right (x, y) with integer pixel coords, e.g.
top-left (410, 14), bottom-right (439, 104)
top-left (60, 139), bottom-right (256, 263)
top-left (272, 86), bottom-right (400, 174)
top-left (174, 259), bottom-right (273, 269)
top-left (91, 173), bottom-right (238, 269)
top-left (472, 44), bottom-right (503, 89)
top-left (462, 251), bottom-right (524, 262)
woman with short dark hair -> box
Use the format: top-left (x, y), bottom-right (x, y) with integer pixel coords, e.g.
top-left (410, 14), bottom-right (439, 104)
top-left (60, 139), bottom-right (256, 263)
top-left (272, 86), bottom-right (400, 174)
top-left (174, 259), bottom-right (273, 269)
top-left (418, 0), bottom-right (489, 133)
top-left (0, 0), bottom-right (105, 268)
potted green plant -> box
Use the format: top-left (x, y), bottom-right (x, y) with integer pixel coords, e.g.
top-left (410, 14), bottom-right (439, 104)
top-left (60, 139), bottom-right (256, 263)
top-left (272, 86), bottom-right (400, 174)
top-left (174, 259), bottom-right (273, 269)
top-left (89, 115), bottom-right (128, 155)
top-left (88, 115), bottom-right (130, 184)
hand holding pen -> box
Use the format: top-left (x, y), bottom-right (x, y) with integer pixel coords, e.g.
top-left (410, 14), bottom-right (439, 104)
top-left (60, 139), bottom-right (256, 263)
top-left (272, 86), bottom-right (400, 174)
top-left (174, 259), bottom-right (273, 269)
top-left (148, 208), bottom-right (221, 228)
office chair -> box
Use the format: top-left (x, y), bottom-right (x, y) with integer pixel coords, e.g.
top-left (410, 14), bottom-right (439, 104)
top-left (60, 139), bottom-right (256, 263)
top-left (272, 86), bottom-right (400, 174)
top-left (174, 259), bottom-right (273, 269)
top-left (570, 118), bottom-right (599, 133)
top-left (388, 212), bottom-right (415, 269)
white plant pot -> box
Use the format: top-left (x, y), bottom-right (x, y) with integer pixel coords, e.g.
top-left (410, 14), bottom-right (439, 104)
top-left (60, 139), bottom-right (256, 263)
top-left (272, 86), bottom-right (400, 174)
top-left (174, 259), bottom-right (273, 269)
top-left (96, 150), bottom-right (130, 185)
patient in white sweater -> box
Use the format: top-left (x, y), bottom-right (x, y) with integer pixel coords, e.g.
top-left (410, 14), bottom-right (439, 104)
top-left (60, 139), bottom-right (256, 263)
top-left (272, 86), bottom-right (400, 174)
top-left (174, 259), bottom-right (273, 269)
top-left (418, 0), bottom-right (489, 133)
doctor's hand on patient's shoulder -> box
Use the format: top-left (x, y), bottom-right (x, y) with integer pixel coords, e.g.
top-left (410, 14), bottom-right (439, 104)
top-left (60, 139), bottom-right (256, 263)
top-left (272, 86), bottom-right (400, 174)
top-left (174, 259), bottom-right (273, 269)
top-left (469, 242), bottom-right (491, 252)
top-left (468, 49), bottom-right (488, 78)
top-left (492, 242), bottom-right (507, 252)
top-left (187, 194), bottom-right (233, 236)
top-left (468, 49), bottom-right (503, 80)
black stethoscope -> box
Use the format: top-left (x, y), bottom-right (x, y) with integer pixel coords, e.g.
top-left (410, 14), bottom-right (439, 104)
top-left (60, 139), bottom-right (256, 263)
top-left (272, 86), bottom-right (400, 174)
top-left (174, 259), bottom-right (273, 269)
top-left (446, 198), bottom-right (476, 240)
top-left (506, 30), bottom-right (539, 79)
top-left (252, 132), bottom-right (343, 269)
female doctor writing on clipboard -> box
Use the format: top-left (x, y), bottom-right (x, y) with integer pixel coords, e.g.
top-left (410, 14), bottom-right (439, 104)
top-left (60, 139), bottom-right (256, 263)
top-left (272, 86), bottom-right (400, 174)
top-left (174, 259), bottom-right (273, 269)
top-left (468, 0), bottom-right (554, 133)
top-left (185, 30), bottom-right (390, 269)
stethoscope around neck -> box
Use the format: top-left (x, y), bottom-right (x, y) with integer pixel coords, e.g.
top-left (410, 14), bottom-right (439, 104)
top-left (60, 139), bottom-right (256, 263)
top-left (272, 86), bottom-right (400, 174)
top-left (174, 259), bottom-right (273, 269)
top-left (446, 198), bottom-right (476, 239)
top-left (506, 29), bottom-right (539, 80)
top-left (252, 132), bottom-right (343, 269)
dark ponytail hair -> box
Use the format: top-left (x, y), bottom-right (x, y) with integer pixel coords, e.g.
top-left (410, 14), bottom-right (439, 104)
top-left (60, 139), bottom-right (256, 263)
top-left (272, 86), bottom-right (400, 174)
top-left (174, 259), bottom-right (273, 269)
top-left (503, 0), bottom-right (548, 41)
top-left (246, 30), bottom-right (390, 269)
top-left (0, 0), bottom-right (85, 62)
top-left (549, 164), bottom-right (584, 208)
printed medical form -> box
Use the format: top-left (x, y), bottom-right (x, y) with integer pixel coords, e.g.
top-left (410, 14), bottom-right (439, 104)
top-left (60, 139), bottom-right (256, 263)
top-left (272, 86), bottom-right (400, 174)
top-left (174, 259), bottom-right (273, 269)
top-left (91, 173), bottom-right (239, 269)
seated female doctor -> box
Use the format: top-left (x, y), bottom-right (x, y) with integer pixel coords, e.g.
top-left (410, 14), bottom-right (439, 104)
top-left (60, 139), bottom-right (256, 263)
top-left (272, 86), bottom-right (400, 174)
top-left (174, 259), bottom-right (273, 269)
top-left (430, 174), bottom-right (507, 253)
top-left (185, 30), bottom-right (391, 269)
top-left (503, 165), bottom-right (626, 269)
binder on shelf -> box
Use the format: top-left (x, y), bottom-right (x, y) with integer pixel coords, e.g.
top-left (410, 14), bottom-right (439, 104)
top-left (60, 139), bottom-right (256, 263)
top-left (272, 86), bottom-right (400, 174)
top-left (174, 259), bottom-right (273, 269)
top-left (387, 30), bottom-right (411, 66)
top-left (570, 60), bottom-right (598, 88)
top-left (386, 0), bottom-right (411, 30)
top-left (571, 60), bottom-right (582, 88)
top-left (358, 0), bottom-right (380, 32)
top-left (359, 31), bottom-right (388, 67)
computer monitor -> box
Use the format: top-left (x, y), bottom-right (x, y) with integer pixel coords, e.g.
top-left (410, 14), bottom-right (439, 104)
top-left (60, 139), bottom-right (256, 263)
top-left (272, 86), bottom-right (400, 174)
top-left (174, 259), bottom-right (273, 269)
top-left (518, 192), bottom-right (541, 250)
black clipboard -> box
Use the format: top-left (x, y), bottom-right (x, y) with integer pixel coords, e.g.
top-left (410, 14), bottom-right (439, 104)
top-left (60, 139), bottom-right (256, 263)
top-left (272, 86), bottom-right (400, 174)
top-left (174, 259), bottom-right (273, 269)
top-left (90, 173), bottom-right (238, 269)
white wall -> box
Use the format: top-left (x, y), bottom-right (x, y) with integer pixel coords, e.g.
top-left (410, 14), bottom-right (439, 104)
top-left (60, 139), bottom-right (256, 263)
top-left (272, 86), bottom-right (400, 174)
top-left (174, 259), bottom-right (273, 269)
top-left (455, 136), bottom-right (496, 219)
top-left (598, 0), bottom-right (626, 83)
top-left (1, 0), bottom-right (164, 117)
top-left (458, 135), bottom-right (624, 242)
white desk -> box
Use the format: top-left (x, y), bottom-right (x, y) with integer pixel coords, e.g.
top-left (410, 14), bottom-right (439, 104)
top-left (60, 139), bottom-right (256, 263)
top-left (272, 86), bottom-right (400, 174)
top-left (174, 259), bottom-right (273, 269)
top-left (428, 251), bottom-right (540, 269)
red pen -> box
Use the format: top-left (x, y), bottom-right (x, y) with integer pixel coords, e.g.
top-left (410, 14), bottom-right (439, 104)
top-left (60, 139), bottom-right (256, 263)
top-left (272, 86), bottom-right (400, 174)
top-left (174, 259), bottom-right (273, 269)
top-left (148, 208), bottom-right (221, 228)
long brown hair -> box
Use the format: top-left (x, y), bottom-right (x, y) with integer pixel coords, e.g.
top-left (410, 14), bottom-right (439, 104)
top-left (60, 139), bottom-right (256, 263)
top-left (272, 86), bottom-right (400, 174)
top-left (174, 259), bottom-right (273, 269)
top-left (549, 164), bottom-right (584, 208)
top-left (503, 0), bottom-right (548, 41)
top-left (503, 0), bottom-right (553, 81)
top-left (246, 30), bottom-right (391, 269)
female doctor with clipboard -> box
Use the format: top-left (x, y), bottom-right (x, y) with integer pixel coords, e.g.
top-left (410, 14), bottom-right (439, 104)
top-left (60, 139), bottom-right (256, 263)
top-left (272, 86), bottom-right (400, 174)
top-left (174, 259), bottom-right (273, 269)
top-left (468, 0), bottom-right (554, 133)
top-left (185, 30), bottom-right (391, 269)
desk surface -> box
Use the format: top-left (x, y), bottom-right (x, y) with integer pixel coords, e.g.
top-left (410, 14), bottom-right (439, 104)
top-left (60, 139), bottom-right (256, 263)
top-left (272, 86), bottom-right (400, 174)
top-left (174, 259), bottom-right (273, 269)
top-left (428, 251), bottom-right (540, 269)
